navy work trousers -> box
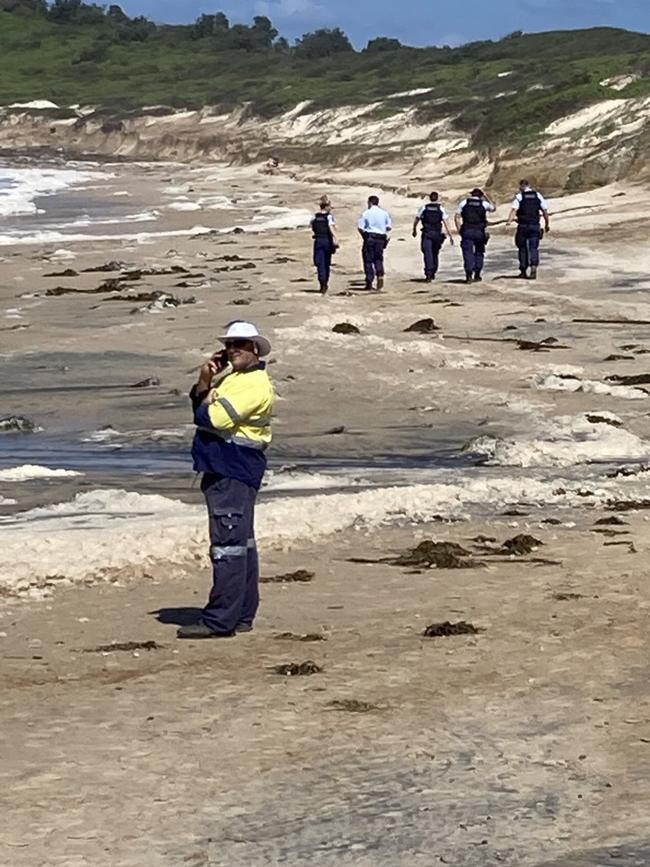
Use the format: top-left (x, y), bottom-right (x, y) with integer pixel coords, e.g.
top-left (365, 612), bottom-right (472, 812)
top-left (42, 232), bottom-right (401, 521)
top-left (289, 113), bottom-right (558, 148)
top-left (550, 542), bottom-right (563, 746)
top-left (313, 237), bottom-right (333, 285)
top-left (460, 227), bottom-right (487, 275)
top-left (421, 232), bottom-right (444, 279)
top-left (200, 473), bottom-right (259, 635)
top-left (362, 235), bottom-right (386, 286)
top-left (516, 224), bottom-right (541, 270)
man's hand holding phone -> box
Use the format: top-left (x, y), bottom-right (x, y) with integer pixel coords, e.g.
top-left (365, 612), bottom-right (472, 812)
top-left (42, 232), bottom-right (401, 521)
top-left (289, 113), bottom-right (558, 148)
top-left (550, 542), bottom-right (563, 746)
top-left (198, 350), bottom-right (228, 392)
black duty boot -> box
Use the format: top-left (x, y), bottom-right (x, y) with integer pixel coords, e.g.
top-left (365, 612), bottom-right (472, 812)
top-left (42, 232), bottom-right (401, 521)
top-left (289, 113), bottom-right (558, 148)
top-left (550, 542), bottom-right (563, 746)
top-left (376, 276), bottom-right (384, 291)
top-left (235, 623), bottom-right (253, 634)
top-left (517, 269), bottom-right (528, 279)
top-left (529, 266), bottom-right (537, 280)
top-left (177, 623), bottom-right (234, 640)
top-left (319, 281), bottom-right (328, 294)
top-left (473, 271), bottom-right (483, 282)
top-left (465, 271), bottom-right (473, 284)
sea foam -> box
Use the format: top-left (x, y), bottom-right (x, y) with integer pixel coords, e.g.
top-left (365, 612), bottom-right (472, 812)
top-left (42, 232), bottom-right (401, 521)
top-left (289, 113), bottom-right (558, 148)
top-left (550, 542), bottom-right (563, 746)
top-left (0, 473), bottom-right (641, 597)
top-left (0, 166), bottom-right (104, 218)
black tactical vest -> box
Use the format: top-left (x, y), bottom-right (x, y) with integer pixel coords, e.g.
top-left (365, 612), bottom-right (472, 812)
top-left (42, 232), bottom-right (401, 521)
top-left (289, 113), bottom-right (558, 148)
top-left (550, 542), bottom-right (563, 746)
top-left (461, 197), bottom-right (487, 228)
top-left (421, 202), bottom-right (443, 232)
top-left (517, 190), bottom-right (541, 223)
top-left (312, 212), bottom-right (331, 238)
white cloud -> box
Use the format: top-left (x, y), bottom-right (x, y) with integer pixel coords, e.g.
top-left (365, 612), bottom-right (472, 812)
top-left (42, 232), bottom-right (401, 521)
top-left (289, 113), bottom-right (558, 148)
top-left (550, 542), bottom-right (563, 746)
top-left (436, 32), bottom-right (466, 47)
top-left (253, 0), bottom-right (323, 20)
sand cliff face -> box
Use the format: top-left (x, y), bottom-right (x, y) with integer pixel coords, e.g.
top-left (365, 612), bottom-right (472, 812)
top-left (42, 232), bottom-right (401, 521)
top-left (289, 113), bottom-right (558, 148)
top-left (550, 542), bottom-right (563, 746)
top-left (1, 95), bottom-right (649, 195)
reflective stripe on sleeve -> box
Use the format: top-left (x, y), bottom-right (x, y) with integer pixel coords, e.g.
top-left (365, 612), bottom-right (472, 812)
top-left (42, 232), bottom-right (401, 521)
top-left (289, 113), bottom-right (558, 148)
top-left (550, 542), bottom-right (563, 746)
top-left (215, 397), bottom-right (241, 423)
top-left (245, 416), bottom-right (272, 429)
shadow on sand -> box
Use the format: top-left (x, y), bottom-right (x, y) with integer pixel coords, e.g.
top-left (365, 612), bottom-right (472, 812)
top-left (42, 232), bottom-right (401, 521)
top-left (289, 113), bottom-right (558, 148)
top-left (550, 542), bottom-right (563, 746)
top-left (149, 606), bottom-right (202, 626)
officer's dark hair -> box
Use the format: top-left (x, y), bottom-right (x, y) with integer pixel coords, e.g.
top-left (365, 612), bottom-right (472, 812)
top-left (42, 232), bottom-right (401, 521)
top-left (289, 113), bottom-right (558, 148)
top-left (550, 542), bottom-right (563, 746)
top-left (429, 191), bottom-right (439, 201)
top-left (471, 187), bottom-right (483, 198)
top-left (519, 179), bottom-right (529, 187)
top-left (368, 195), bottom-right (380, 206)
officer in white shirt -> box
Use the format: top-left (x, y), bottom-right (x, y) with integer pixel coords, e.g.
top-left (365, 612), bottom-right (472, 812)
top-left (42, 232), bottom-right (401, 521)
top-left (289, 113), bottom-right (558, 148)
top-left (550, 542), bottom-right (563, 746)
top-left (412, 191), bottom-right (455, 282)
top-left (357, 195), bottom-right (392, 291)
top-left (454, 187), bottom-right (496, 283)
top-left (506, 180), bottom-right (550, 280)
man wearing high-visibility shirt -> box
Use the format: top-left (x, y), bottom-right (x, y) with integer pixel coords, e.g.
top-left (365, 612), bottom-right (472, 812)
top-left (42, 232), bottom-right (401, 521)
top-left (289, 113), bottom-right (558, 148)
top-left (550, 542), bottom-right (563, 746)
top-left (178, 320), bottom-right (274, 639)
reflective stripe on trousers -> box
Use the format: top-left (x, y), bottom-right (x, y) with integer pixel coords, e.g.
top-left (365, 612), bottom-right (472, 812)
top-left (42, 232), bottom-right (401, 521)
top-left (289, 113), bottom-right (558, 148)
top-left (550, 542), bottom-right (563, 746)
top-left (210, 539), bottom-right (256, 559)
top-left (210, 545), bottom-right (247, 560)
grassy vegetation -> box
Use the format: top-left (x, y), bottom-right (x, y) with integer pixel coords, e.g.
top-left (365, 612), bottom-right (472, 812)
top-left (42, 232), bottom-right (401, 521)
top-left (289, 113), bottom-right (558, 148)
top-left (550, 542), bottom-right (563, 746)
top-left (1, 4), bottom-right (649, 150)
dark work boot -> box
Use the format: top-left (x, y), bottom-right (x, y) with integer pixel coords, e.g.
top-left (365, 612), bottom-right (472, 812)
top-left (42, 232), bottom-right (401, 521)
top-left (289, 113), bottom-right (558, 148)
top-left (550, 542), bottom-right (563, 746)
top-left (177, 623), bottom-right (234, 640)
top-left (465, 271), bottom-right (473, 284)
top-left (529, 266), bottom-right (537, 280)
top-left (473, 271), bottom-right (483, 282)
top-left (376, 276), bottom-right (384, 291)
top-left (235, 623), bottom-right (253, 634)
top-left (319, 281), bottom-right (328, 294)
top-left (517, 269), bottom-right (528, 279)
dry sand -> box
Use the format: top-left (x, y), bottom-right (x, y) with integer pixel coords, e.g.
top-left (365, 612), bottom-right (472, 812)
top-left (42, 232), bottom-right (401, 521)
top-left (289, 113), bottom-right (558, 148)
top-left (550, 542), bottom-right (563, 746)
top-left (1, 160), bottom-right (650, 866)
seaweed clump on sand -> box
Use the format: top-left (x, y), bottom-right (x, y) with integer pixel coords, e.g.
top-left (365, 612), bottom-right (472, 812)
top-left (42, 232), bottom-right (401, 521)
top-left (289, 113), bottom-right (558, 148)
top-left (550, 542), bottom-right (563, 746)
top-left (607, 499), bottom-right (650, 512)
top-left (393, 540), bottom-right (480, 569)
top-left (404, 318), bottom-right (439, 334)
top-left (498, 534), bottom-right (543, 555)
top-left (260, 569), bottom-right (314, 584)
top-left (0, 415), bottom-right (36, 433)
top-left (326, 699), bottom-right (380, 713)
top-left (86, 640), bottom-right (161, 653)
top-left (422, 621), bottom-right (482, 637)
top-left (272, 661), bottom-right (322, 676)
top-left (332, 322), bottom-right (360, 334)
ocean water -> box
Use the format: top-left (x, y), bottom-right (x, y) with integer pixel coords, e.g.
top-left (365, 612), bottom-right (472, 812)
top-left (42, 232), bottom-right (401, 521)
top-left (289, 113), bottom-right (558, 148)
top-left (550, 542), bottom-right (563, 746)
top-left (0, 161), bottom-right (160, 244)
top-left (0, 163), bottom-right (106, 218)
top-left (0, 160), bottom-right (312, 246)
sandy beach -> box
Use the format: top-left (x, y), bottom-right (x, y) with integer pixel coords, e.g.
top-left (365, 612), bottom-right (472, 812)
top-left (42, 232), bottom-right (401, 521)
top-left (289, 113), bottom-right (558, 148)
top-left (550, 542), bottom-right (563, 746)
top-left (1, 156), bottom-right (650, 866)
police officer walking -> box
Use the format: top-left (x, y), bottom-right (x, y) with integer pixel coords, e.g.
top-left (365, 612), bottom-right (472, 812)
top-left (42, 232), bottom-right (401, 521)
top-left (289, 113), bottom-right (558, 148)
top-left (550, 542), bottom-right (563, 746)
top-left (412, 191), bottom-right (455, 282)
top-left (454, 187), bottom-right (496, 283)
top-left (506, 180), bottom-right (550, 280)
top-left (310, 195), bottom-right (338, 295)
top-left (357, 195), bottom-right (392, 291)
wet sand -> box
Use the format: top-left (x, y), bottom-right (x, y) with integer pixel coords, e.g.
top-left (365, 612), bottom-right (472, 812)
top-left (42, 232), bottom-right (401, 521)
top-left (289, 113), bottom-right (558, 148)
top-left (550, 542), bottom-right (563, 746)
top-left (1, 160), bottom-right (650, 865)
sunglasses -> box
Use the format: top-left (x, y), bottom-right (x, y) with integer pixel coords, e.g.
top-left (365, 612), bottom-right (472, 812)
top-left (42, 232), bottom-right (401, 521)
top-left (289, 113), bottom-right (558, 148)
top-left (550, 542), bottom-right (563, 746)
top-left (225, 339), bottom-right (255, 350)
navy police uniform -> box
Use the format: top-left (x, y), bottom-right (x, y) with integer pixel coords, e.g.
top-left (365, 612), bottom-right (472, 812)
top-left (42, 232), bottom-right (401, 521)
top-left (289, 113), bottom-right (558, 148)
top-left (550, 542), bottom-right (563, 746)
top-left (417, 202), bottom-right (448, 280)
top-left (311, 211), bottom-right (336, 289)
top-left (457, 196), bottom-right (494, 279)
top-left (512, 188), bottom-right (548, 274)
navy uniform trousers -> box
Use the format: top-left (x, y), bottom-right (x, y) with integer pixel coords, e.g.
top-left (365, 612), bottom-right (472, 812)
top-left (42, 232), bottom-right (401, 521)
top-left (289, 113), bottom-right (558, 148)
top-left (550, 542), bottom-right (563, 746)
top-left (460, 226), bottom-right (487, 275)
top-left (313, 236), bottom-right (333, 285)
top-left (421, 231), bottom-right (444, 279)
top-left (201, 473), bottom-right (259, 635)
top-left (515, 223), bottom-right (541, 271)
top-left (362, 234), bottom-right (386, 286)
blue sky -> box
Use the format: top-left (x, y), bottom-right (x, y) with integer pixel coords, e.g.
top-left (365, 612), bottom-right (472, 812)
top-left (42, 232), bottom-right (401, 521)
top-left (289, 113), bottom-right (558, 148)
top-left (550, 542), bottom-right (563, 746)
top-left (122, 0), bottom-right (648, 47)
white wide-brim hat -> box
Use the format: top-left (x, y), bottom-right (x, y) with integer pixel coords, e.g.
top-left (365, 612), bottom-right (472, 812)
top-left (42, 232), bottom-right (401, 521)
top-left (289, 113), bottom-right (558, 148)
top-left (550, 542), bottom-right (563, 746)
top-left (218, 320), bottom-right (271, 357)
